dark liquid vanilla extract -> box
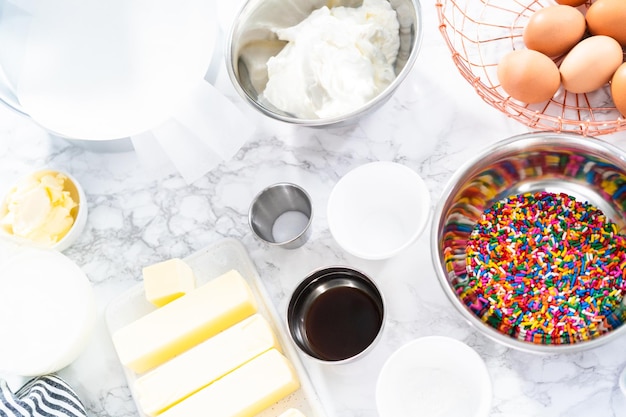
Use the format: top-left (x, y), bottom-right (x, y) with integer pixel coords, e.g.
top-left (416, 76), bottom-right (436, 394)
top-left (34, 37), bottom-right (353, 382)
top-left (304, 285), bottom-right (383, 361)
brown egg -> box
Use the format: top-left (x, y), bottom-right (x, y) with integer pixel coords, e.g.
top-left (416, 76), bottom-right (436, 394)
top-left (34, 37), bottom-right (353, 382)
top-left (586, 0), bottom-right (626, 46)
top-left (555, 0), bottom-right (587, 6)
top-left (523, 5), bottom-right (586, 57)
top-left (497, 49), bottom-right (561, 103)
top-left (611, 63), bottom-right (626, 117)
top-left (560, 35), bottom-right (624, 94)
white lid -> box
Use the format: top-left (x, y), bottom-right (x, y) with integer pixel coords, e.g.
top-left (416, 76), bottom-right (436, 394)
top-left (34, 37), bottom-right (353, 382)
top-left (0, 248), bottom-right (96, 376)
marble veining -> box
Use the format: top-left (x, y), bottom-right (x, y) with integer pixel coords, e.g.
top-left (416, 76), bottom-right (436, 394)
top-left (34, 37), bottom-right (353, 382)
top-left (2, 1), bottom-right (626, 417)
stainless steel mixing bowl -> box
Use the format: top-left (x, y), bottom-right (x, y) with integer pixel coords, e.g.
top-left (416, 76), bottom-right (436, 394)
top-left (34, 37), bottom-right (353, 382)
top-left (431, 132), bottom-right (626, 353)
top-left (225, 0), bottom-right (422, 126)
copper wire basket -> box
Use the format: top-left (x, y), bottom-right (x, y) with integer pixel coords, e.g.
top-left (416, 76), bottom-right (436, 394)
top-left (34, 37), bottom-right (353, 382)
top-left (436, 0), bottom-right (626, 136)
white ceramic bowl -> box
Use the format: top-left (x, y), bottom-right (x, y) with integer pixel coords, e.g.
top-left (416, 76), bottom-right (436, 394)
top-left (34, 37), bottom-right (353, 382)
top-left (0, 169), bottom-right (87, 252)
top-left (376, 336), bottom-right (492, 417)
top-left (327, 161), bottom-right (430, 260)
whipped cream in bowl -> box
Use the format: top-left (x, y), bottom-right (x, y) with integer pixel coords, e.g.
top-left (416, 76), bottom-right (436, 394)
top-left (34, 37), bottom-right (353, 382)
top-left (262, 0), bottom-right (400, 119)
top-left (226, 0), bottom-right (422, 125)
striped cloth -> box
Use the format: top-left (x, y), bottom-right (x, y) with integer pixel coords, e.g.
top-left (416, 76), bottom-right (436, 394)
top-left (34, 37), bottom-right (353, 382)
top-left (0, 375), bottom-right (87, 417)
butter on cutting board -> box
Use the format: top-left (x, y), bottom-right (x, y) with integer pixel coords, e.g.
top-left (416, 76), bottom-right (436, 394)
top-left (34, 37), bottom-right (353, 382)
top-left (134, 313), bottom-right (280, 416)
top-left (142, 258), bottom-right (196, 307)
top-left (159, 348), bottom-right (300, 417)
top-left (112, 269), bottom-right (257, 374)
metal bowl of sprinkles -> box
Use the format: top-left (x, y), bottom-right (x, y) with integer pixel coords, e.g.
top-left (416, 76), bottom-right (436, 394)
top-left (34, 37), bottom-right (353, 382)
top-left (431, 132), bottom-right (626, 353)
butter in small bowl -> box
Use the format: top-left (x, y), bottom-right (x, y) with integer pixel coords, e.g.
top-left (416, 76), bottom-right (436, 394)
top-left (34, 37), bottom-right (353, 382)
top-left (0, 169), bottom-right (87, 251)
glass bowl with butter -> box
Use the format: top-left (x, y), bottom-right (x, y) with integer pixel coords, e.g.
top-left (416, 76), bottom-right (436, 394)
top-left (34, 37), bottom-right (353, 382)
top-left (226, 0), bottom-right (422, 126)
top-left (0, 169), bottom-right (87, 252)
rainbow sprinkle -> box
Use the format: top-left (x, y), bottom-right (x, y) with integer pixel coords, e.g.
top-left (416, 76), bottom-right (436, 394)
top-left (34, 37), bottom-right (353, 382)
top-left (459, 191), bottom-right (626, 344)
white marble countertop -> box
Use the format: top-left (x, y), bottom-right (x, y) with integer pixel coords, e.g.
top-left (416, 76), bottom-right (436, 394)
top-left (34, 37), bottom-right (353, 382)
top-left (2, 1), bottom-right (626, 416)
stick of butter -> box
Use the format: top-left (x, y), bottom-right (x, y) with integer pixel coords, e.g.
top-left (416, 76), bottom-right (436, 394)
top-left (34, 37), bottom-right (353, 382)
top-left (134, 314), bottom-right (280, 416)
top-left (112, 269), bottom-right (257, 374)
top-left (143, 258), bottom-right (196, 307)
top-left (159, 348), bottom-right (300, 417)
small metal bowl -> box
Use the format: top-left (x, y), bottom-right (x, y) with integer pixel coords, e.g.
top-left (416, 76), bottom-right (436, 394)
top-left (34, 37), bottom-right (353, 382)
top-left (287, 266), bottom-right (385, 363)
top-left (225, 0), bottom-right (422, 126)
top-left (431, 132), bottom-right (626, 353)
top-left (248, 182), bottom-right (313, 249)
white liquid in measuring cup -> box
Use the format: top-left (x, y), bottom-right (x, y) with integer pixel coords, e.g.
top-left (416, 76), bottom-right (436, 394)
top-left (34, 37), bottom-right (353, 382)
top-left (272, 211), bottom-right (310, 243)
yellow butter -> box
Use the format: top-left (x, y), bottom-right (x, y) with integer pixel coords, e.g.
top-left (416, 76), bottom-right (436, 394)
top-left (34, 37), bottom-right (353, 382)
top-left (278, 409), bottom-right (307, 417)
top-left (134, 314), bottom-right (280, 416)
top-left (160, 349), bottom-right (300, 417)
top-left (1, 171), bottom-right (77, 245)
top-left (143, 258), bottom-right (196, 307)
top-left (112, 269), bottom-right (257, 374)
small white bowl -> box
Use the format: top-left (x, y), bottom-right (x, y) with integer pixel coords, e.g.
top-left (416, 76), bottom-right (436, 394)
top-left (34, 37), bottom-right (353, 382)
top-left (0, 169), bottom-right (87, 252)
top-left (327, 161), bottom-right (430, 260)
top-left (376, 336), bottom-right (492, 417)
